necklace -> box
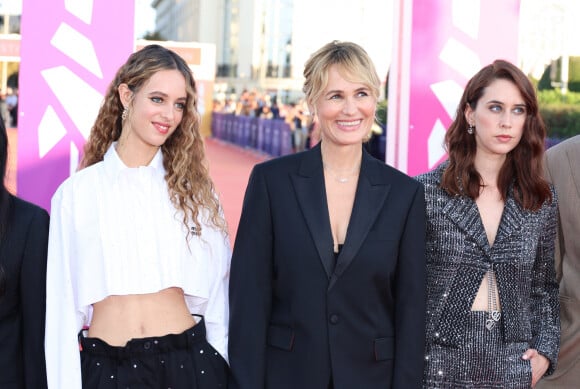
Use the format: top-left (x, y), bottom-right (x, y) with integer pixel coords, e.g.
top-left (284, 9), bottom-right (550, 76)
top-left (485, 268), bottom-right (501, 331)
top-left (323, 162), bottom-right (360, 183)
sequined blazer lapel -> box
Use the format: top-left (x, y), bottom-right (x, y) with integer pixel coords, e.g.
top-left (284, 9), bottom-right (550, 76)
top-left (442, 195), bottom-right (490, 256)
top-left (442, 184), bottom-right (525, 256)
top-left (493, 191), bottom-right (525, 249)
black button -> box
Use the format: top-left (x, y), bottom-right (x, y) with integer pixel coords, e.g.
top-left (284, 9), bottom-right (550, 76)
top-left (143, 341), bottom-right (151, 350)
top-left (329, 314), bottom-right (339, 324)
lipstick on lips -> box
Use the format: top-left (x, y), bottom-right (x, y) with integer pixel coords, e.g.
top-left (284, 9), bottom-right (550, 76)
top-left (154, 122), bottom-right (170, 135)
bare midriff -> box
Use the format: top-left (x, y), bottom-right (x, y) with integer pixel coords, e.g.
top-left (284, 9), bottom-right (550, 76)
top-left (471, 272), bottom-right (502, 311)
top-left (88, 286), bottom-right (196, 346)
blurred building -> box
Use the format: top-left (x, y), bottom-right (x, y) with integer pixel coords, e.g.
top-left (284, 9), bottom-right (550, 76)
top-left (0, 3), bottom-right (21, 93)
top-left (518, 0), bottom-right (580, 83)
top-left (150, 0), bottom-right (580, 101)
top-left (150, 0), bottom-right (392, 102)
top-left (0, 0), bottom-right (21, 32)
top-left (0, 13), bottom-right (20, 34)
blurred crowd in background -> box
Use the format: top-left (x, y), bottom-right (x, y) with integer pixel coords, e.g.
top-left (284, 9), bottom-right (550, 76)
top-left (0, 87), bottom-right (19, 129)
top-left (212, 89), bottom-right (384, 158)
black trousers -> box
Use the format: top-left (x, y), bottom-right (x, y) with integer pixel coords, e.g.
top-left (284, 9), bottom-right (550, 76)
top-left (79, 317), bottom-right (228, 389)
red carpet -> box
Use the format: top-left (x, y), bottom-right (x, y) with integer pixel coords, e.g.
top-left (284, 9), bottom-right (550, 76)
top-left (204, 137), bottom-right (269, 244)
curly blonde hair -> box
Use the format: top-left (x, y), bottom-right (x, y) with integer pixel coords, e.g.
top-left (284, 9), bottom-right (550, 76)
top-left (80, 44), bottom-right (227, 237)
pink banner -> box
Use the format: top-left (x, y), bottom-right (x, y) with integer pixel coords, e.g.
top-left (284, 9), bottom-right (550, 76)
top-left (17, 0), bottom-right (135, 211)
top-left (388, 0), bottom-right (521, 176)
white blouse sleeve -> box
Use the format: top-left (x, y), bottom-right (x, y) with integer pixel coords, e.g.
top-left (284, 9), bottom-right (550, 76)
top-left (45, 187), bottom-right (84, 389)
top-left (202, 228), bottom-right (232, 363)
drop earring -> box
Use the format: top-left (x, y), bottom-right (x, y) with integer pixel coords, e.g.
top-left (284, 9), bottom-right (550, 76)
top-left (467, 124), bottom-right (474, 135)
top-left (121, 107), bottom-right (128, 121)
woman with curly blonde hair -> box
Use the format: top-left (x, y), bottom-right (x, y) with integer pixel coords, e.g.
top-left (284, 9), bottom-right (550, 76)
top-left (45, 44), bottom-right (230, 389)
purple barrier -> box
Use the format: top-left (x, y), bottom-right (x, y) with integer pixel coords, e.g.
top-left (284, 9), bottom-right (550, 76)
top-left (228, 115), bottom-right (236, 143)
top-left (241, 116), bottom-right (251, 147)
top-left (211, 113), bottom-right (224, 138)
top-left (234, 116), bottom-right (242, 144)
top-left (262, 120), bottom-right (272, 154)
top-left (279, 121), bottom-right (293, 155)
top-left (250, 118), bottom-right (258, 148)
top-left (211, 113), bottom-right (293, 157)
top-left (270, 121), bottom-right (281, 156)
top-left (223, 114), bottom-right (233, 141)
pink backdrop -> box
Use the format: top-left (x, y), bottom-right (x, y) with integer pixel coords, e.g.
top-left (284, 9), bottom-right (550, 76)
top-left (388, 0), bottom-right (521, 176)
top-left (17, 0), bottom-right (135, 211)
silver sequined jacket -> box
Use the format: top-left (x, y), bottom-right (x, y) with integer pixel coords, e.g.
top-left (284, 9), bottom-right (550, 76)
top-left (415, 162), bottom-right (560, 373)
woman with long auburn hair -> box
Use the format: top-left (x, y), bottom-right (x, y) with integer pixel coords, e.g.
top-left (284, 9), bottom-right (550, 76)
top-left (416, 59), bottom-right (560, 388)
top-left (45, 44), bottom-right (230, 389)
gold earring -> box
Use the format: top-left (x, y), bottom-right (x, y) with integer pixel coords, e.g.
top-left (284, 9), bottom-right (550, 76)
top-left (121, 107), bottom-right (128, 121)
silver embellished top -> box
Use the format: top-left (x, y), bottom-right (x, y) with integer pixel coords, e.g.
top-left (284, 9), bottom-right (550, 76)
top-left (415, 162), bottom-right (560, 372)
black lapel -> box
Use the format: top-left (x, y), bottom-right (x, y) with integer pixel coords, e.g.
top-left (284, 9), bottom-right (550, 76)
top-left (290, 144), bottom-right (335, 278)
top-left (329, 150), bottom-right (390, 289)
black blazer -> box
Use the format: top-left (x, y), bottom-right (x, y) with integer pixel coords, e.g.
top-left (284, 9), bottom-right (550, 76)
top-left (0, 196), bottom-right (49, 389)
top-left (228, 144), bottom-right (427, 389)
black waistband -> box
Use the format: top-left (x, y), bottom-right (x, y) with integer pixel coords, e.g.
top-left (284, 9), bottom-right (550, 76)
top-left (79, 315), bottom-right (206, 359)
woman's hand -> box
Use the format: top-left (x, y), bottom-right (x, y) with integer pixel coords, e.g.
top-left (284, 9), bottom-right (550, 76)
top-left (522, 348), bottom-right (549, 387)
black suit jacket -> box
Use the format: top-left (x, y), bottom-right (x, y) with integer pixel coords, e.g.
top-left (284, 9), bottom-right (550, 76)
top-left (228, 144), bottom-right (427, 389)
top-left (0, 195), bottom-right (49, 389)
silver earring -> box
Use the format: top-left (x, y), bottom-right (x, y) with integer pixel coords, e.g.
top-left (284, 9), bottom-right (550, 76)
top-left (121, 107), bottom-right (128, 121)
top-left (467, 125), bottom-right (474, 135)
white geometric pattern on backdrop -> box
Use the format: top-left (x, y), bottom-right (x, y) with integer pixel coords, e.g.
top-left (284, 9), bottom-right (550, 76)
top-left (40, 66), bottom-right (103, 141)
top-left (51, 23), bottom-right (103, 78)
top-left (36, 0), bottom-right (103, 174)
top-left (37, 105), bottom-right (67, 159)
top-left (427, 0), bottom-right (483, 169)
top-left (65, 0), bottom-right (94, 24)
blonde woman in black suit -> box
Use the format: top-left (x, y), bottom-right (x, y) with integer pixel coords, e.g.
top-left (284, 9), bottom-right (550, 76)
top-left (228, 41), bottom-right (427, 389)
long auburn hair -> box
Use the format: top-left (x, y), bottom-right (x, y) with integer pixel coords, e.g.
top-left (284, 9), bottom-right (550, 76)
top-left (441, 59), bottom-right (551, 211)
top-left (0, 117), bottom-right (13, 297)
top-left (80, 44), bottom-right (227, 237)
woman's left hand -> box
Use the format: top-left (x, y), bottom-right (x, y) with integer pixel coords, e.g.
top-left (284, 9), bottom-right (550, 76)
top-left (522, 348), bottom-right (549, 387)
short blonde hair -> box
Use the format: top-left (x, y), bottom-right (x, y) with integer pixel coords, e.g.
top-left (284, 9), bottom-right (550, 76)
top-left (302, 41), bottom-right (381, 109)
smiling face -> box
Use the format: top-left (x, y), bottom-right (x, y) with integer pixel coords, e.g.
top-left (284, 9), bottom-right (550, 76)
top-left (465, 78), bottom-right (526, 162)
top-left (118, 69), bottom-right (187, 162)
top-left (314, 65), bottom-right (377, 148)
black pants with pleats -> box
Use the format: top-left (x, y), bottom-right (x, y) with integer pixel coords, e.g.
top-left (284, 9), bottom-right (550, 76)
top-left (79, 317), bottom-right (228, 389)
